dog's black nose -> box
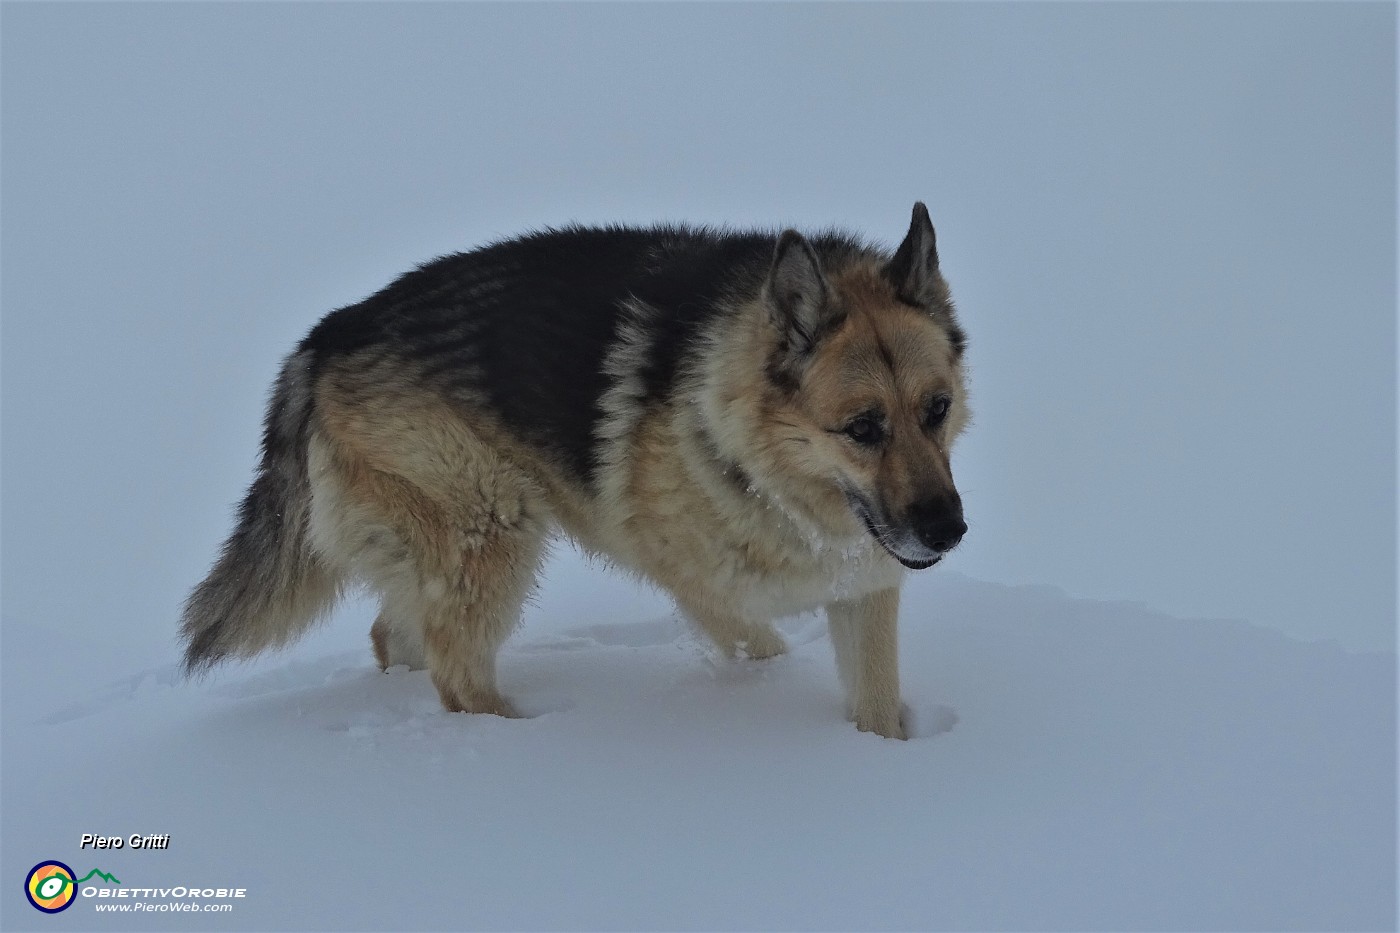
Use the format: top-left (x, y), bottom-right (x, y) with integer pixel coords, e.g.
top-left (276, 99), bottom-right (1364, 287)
top-left (909, 498), bottom-right (966, 553)
top-left (916, 518), bottom-right (966, 553)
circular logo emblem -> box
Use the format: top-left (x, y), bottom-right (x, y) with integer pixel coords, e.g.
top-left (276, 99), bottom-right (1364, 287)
top-left (25, 861), bottom-right (77, 913)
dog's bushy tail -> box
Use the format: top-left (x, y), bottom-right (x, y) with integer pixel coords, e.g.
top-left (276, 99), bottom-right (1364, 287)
top-left (181, 349), bottom-right (340, 675)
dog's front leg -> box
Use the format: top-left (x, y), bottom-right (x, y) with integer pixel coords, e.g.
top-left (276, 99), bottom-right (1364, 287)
top-left (826, 587), bottom-right (906, 740)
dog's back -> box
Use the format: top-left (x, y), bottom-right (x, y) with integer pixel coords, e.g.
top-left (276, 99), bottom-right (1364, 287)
top-left (297, 225), bottom-right (871, 484)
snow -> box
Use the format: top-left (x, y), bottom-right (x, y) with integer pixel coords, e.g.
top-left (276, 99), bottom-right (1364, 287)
top-left (3, 570), bottom-right (1393, 931)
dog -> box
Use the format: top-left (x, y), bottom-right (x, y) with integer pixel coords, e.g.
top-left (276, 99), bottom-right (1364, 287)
top-left (181, 202), bottom-right (969, 739)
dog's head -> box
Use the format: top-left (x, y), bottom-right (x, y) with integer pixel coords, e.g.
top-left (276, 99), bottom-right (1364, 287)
top-left (758, 203), bottom-right (970, 568)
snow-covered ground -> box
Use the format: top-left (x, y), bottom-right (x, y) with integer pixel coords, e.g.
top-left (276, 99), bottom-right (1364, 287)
top-left (4, 569), bottom-right (1393, 931)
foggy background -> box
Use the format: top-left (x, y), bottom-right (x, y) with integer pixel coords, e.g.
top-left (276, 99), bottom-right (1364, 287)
top-left (3, 1), bottom-right (1394, 708)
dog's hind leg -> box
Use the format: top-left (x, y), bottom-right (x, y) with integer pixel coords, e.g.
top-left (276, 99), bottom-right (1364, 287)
top-left (418, 508), bottom-right (546, 718)
top-left (369, 603), bottom-right (427, 671)
top-left (355, 461), bottom-right (546, 718)
top-left (342, 467), bottom-right (545, 713)
top-left (311, 388), bottom-right (549, 718)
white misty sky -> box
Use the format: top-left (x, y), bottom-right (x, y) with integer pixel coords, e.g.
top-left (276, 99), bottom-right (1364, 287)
top-left (2, 3), bottom-right (1394, 662)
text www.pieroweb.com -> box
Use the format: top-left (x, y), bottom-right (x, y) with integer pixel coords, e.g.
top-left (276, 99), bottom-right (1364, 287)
top-left (94, 902), bottom-right (233, 913)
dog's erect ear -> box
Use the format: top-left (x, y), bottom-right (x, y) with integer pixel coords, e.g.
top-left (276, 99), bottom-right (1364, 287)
top-left (765, 230), bottom-right (840, 363)
top-left (886, 202), bottom-right (940, 306)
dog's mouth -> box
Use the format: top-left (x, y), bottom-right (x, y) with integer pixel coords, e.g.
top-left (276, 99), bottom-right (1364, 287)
top-left (845, 493), bottom-right (942, 571)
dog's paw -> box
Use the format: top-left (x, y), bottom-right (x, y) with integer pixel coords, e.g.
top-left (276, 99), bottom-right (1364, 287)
top-left (737, 626), bottom-right (788, 660)
top-left (853, 705), bottom-right (908, 741)
top-left (436, 684), bottom-right (524, 719)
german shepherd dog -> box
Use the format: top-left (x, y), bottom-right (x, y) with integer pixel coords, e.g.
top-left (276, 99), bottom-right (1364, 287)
top-left (181, 203), bottom-right (969, 739)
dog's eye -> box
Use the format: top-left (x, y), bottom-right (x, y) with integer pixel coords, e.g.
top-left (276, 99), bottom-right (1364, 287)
top-left (926, 396), bottom-right (951, 428)
top-left (844, 415), bottom-right (885, 446)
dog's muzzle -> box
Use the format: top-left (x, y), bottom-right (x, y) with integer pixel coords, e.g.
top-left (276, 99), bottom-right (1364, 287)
top-left (844, 491), bottom-right (960, 570)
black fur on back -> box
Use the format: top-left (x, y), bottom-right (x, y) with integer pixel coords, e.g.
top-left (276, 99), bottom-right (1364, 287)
top-left (299, 224), bottom-right (883, 485)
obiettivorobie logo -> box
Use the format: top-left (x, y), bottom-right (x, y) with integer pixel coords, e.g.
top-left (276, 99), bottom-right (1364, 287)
top-left (25, 861), bottom-right (120, 913)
